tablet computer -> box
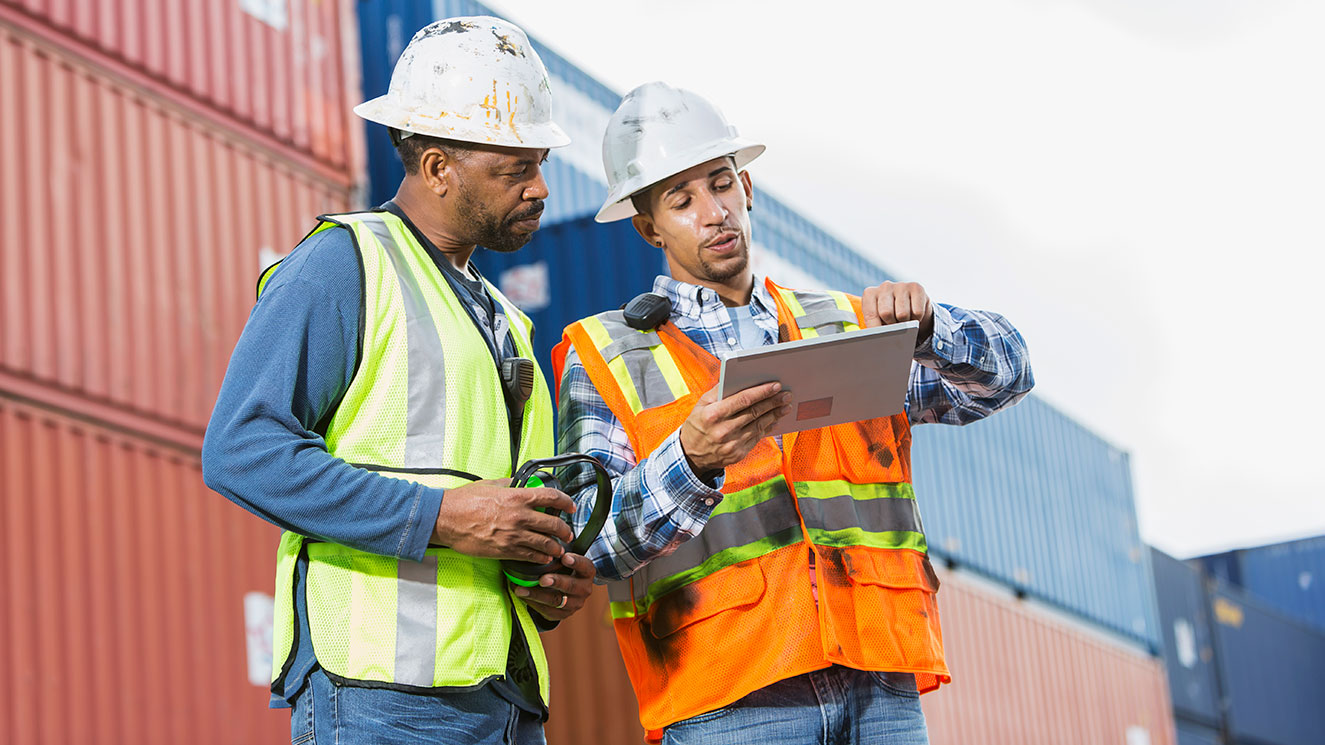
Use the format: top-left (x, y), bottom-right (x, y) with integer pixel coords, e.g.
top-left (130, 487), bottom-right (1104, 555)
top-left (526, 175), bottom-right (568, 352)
top-left (718, 321), bottom-right (919, 436)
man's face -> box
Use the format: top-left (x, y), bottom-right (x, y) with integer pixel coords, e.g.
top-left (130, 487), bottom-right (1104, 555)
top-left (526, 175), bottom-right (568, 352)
top-left (450, 146), bottom-right (550, 252)
top-left (633, 158), bottom-right (754, 287)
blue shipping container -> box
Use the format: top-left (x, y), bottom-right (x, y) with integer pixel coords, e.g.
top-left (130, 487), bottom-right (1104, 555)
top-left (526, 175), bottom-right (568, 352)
top-left (1208, 581), bottom-right (1325, 745)
top-left (914, 396), bottom-right (1161, 651)
top-left (1150, 548), bottom-right (1222, 726)
top-left (1198, 536), bottom-right (1325, 635)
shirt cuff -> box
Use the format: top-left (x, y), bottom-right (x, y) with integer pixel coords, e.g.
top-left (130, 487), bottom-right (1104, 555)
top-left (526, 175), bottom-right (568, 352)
top-left (914, 303), bottom-right (965, 364)
top-left (399, 485), bottom-right (446, 561)
top-left (652, 428), bottom-right (726, 503)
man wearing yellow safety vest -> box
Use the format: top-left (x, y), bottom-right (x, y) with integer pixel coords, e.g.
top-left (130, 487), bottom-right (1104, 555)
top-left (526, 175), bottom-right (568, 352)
top-left (552, 82), bottom-right (1035, 744)
top-left (203, 18), bottom-right (595, 744)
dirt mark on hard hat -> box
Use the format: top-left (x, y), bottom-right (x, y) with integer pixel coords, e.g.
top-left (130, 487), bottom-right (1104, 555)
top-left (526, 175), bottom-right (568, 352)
top-left (492, 30), bottom-right (524, 57)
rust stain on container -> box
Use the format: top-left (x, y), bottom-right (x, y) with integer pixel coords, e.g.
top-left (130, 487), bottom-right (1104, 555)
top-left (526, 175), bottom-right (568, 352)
top-left (0, 21), bottom-right (355, 434)
top-left (0, 398), bottom-right (287, 745)
top-left (0, 0), bottom-right (360, 170)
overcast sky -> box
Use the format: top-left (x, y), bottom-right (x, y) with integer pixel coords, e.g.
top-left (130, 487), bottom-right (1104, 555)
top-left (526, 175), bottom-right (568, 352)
top-left (484, 0), bottom-right (1325, 558)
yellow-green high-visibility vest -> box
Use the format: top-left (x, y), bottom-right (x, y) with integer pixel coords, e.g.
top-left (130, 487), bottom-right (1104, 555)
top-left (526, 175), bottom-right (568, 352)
top-left (260, 211), bottom-right (554, 703)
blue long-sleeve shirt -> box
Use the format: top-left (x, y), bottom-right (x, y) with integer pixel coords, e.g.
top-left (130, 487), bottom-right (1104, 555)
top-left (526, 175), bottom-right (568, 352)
top-left (557, 275), bottom-right (1035, 582)
top-left (202, 204), bottom-right (539, 711)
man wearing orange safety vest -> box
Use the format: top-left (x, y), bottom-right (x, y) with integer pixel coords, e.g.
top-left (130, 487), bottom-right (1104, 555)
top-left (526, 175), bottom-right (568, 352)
top-left (551, 82), bottom-right (1035, 745)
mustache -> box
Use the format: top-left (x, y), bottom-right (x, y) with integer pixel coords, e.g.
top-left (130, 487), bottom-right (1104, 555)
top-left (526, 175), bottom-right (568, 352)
top-left (509, 201), bottom-right (545, 223)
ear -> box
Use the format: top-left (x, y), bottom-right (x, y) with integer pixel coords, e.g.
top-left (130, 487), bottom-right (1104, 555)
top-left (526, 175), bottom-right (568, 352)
top-left (739, 170), bottom-right (754, 212)
top-left (419, 147), bottom-right (452, 197)
top-left (631, 213), bottom-right (664, 249)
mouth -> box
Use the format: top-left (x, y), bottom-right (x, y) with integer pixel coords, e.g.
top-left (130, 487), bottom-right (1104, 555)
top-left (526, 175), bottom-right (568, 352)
top-left (509, 207), bottom-right (544, 231)
top-left (703, 231), bottom-right (740, 254)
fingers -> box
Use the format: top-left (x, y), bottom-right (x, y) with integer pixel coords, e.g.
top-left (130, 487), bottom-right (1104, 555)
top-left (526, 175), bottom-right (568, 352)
top-left (862, 285), bottom-right (882, 327)
top-left (515, 554), bottom-right (596, 619)
top-left (522, 487), bottom-right (576, 515)
top-left (864, 281), bottom-right (930, 327)
top-left (711, 381), bottom-right (782, 418)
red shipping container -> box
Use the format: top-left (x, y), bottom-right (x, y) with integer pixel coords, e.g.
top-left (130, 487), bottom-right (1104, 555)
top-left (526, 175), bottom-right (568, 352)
top-left (924, 567), bottom-right (1178, 745)
top-left (0, 0), bottom-right (362, 172)
top-left (0, 19), bottom-right (356, 433)
top-left (0, 397), bottom-right (286, 745)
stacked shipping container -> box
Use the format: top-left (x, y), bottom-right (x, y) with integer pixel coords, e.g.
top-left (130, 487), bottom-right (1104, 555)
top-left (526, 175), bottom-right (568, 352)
top-left (1151, 547), bottom-right (1325, 745)
top-left (1196, 536), bottom-right (1325, 634)
top-left (0, 2), bottom-right (361, 743)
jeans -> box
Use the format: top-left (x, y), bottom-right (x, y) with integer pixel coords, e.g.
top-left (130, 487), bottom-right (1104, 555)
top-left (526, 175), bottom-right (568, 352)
top-left (290, 668), bottom-right (546, 745)
top-left (662, 666), bottom-right (929, 745)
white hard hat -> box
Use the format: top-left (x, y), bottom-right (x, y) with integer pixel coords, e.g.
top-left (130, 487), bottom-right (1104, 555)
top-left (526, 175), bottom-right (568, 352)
top-left (354, 16), bottom-right (570, 149)
top-left (596, 82), bottom-right (764, 223)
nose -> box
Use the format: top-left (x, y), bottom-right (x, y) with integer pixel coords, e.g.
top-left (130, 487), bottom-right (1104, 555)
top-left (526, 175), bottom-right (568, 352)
top-left (695, 186), bottom-right (728, 226)
top-left (523, 163), bottom-right (550, 201)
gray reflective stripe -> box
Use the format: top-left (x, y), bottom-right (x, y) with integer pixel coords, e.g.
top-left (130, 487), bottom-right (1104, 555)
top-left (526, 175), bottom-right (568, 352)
top-left (394, 555), bottom-right (439, 686)
top-left (362, 215), bottom-right (448, 467)
top-left (601, 330), bottom-right (661, 362)
top-left (607, 581), bottom-right (634, 603)
top-left (797, 308), bottom-right (858, 330)
top-left (797, 493), bottom-right (923, 534)
top-left (636, 497), bottom-right (802, 590)
top-left (596, 316), bottom-right (683, 410)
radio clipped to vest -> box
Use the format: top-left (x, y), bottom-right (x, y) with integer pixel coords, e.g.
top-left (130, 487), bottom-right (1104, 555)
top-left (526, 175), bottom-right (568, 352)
top-left (501, 453), bottom-right (613, 587)
top-left (622, 292), bottom-right (672, 331)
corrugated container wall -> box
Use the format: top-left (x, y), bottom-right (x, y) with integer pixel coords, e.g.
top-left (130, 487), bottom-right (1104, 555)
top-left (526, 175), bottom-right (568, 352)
top-left (0, 398), bottom-right (286, 745)
top-left (0, 18), bottom-right (355, 435)
top-left (0, 0), bottom-right (361, 175)
top-left (1207, 583), bottom-right (1325, 745)
top-left (922, 568), bottom-right (1176, 745)
top-left (1197, 536), bottom-right (1325, 634)
top-left (914, 396), bottom-right (1161, 651)
top-left (1175, 719), bottom-right (1222, 745)
top-left (1149, 548), bottom-right (1222, 727)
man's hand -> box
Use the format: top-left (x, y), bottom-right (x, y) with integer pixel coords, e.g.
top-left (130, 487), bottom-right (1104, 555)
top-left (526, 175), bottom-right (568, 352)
top-left (862, 281), bottom-right (934, 339)
top-left (432, 480), bottom-right (576, 564)
top-left (680, 382), bottom-right (790, 476)
top-left (515, 552), bottom-right (597, 622)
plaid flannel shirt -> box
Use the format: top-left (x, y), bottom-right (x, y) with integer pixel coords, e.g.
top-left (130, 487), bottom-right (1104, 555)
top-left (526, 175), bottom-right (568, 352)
top-left (557, 275), bottom-right (1034, 581)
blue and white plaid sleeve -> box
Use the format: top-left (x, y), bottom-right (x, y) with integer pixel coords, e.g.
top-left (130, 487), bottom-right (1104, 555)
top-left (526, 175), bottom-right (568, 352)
top-left (556, 343), bottom-right (724, 582)
top-left (906, 302), bottom-right (1035, 425)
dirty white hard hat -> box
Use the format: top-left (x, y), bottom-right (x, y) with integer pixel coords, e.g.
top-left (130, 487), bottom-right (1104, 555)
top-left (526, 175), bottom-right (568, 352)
top-left (596, 81), bottom-right (765, 223)
top-left (354, 16), bottom-right (570, 150)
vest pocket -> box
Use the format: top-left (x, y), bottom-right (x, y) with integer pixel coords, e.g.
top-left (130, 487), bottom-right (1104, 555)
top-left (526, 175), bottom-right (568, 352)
top-left (648, 561), bottom-right (767, 639)
top-left (835, 547), bottom-right (939, 593)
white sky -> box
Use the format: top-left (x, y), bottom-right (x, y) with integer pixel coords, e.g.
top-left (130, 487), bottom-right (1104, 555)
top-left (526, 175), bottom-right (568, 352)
top-left (485, 0), bottom-right (1325, 558)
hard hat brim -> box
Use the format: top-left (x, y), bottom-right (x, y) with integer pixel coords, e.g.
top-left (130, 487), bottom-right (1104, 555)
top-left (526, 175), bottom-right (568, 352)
top-left (594, 140), bottom-right (765, 223)
top-left (354, 96), bottom-right (572, 150)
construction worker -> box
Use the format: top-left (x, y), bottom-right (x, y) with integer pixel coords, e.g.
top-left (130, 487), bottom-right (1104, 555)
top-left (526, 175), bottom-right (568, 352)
top-left (202, 18), bottom-right (594, 744)
top-left (552, 82), bottom-right (1035, 744)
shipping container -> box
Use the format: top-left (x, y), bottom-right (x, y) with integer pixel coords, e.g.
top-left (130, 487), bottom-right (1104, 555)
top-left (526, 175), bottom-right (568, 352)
top-left (921, 567), bottom-right (1175, 745)
top-left (357, 0), bottom-right (896, 294)
top-left (1175, 718), bottom-right (1222, 745)
top-left (0, 0), bottom-right (361, 174)
top-left (1207, 582), bottom-right (1325, 745)
top-left (1196, 536), bottom-right (1325, 634)
top-left (1150, 548), bottom-right (1222, 727)
top-left (0, 396), bottom-right (286, 745)
top-left (0, 19), bottom-right (355, 433)
top-left (914, 396), bottom-right (1161, 651)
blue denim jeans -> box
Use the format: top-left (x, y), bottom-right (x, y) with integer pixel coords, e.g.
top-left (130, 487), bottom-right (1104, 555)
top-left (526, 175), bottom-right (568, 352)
top-left (290, 668), bottom-right (546, 745)
top-left (662, 666), bottom-right (929, 745)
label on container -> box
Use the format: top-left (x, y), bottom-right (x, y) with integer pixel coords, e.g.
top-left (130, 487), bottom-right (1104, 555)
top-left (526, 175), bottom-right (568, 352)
top-left (244, 592), bottom-right (276, 687)
top-left (499, 261), bottom-right (551, 312)
top-left (239, 0), bottom-right (288, 31)
top-left (1125, 726), bottom-right (1151, 745)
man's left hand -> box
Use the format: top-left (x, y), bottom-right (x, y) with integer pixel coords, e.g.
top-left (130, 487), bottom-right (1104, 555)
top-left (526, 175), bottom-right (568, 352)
top-left (862, 281), bottom-right (935, 339)
top-left (517, 551), bottom-right (597, 622)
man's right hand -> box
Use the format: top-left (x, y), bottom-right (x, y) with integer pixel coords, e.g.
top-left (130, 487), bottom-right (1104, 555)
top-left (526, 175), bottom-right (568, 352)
top-left (431, 480), bottom-right (576, 564)
top-left (680, 382), bottom-right (791, 476)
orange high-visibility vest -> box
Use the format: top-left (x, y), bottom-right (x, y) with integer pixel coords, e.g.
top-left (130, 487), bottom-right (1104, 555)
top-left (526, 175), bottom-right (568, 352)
top-left (553, 278), bottom-right (950, 734)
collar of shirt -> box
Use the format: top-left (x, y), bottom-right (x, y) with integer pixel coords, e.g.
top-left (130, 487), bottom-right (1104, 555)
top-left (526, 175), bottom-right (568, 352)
top-left (650, 274), bottom-right (780, 350)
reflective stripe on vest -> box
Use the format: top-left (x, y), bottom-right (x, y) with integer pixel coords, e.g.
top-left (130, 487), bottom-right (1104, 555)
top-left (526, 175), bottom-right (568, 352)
top-left (565, 277), bottom-right (948, 730)
top-left (266, 211), bottom-right (553, 702)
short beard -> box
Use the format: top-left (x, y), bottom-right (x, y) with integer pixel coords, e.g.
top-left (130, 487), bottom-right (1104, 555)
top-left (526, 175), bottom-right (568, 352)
top-left (454, 181), bottom-right (542, 253)
top-left (697, 243), bottom-right (749, 282)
